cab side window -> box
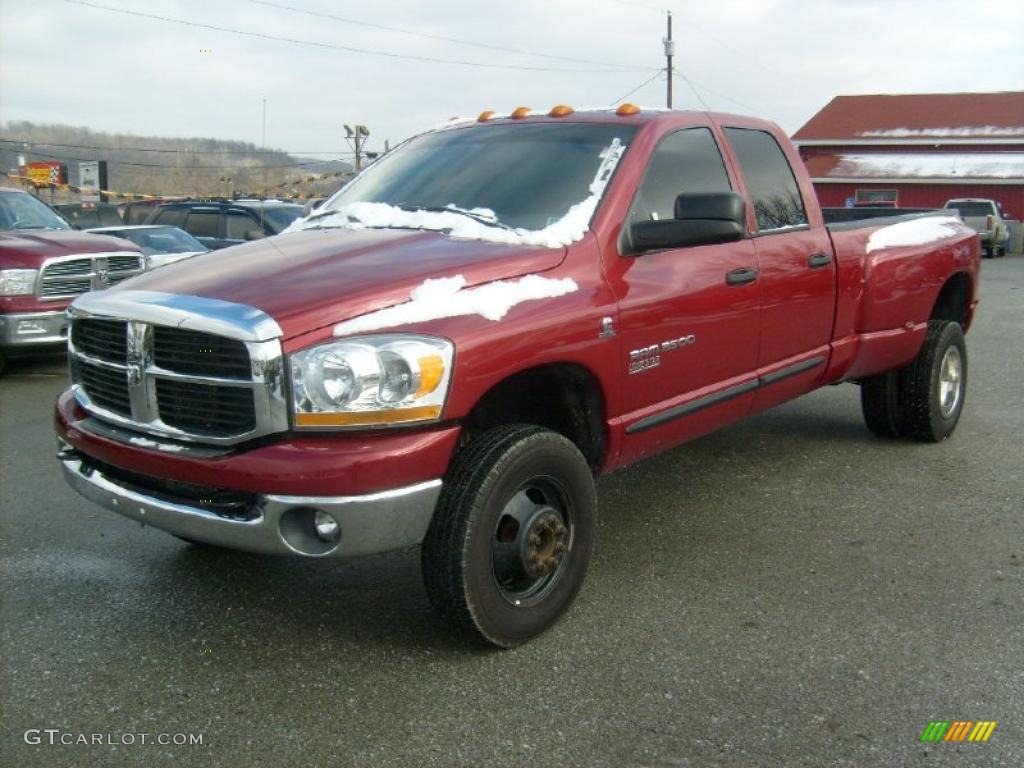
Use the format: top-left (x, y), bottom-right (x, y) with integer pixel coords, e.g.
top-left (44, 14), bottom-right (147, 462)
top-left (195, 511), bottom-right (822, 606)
top-left (724, 128), bottom-right (807, 231)
top-left (627, 128), bottom-right (732, 225)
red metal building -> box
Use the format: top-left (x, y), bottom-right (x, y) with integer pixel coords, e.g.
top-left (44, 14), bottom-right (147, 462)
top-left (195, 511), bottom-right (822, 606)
top-left (792, 92), bottom-right (1024, 216)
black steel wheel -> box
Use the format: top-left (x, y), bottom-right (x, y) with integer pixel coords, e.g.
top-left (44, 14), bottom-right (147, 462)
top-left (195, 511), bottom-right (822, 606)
top-left (421, 425), bottom-right (597, 648)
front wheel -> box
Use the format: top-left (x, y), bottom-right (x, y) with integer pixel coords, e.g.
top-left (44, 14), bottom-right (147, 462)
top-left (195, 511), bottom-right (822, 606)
top-left (421, 425), bottom-right (597, 648)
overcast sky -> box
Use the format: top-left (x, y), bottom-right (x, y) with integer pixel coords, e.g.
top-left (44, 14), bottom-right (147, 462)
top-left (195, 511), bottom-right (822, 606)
top-left (2, 0), bottom-right (1022, 160)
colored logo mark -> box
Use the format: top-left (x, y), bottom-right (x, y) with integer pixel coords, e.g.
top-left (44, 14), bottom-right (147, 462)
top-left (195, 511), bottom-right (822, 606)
top-left (920, 721), bottom-right (997, 742)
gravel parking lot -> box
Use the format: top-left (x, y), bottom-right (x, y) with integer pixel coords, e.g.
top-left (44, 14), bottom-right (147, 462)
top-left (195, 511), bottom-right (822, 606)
top-left (2, 257), bottom-right (1021, 768)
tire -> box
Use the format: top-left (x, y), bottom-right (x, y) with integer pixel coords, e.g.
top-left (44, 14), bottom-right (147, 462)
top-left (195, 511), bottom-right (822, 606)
top-left (422, 425), bottom-right (597, 648)
top-left (860, 371), bottom-right (907, 438)
top-left (899, 320), bottom-right (968, 442)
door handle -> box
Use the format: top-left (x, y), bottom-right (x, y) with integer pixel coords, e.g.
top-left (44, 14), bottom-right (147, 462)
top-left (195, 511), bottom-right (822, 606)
top-left (808, 252), bottom-right (832, 269)
top-left (726, 267), bottom-right (758, 286)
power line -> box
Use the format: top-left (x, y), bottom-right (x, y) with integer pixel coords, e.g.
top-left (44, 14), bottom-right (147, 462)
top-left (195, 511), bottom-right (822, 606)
top-left (248, 0), bottom-right (651, 72)
top-left (609, 71), bottom-right (664, 106)
top-left (0, 138), bottom-right (352, 155)
top-left (15, 147), bottom-right (350, 172)
top-left (673, 70), bottom-right (769, 117)
top-left (63, 0), bottom-right (639, 73)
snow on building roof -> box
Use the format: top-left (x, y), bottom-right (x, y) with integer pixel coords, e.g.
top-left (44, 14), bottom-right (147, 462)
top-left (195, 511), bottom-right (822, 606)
top-left (805, 152), bottom-right (1024, 182)
top-left (792, 92), bottom-right (1024, 142)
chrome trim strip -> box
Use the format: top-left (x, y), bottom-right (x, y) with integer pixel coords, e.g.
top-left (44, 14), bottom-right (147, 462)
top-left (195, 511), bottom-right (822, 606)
top-left (70, 290), bottom-right (283, 342)
top-left (625, 356), bottom-right (827, 435)
top-left (759, 356), bottom-right (826, 387)
top-left (627, 379), bottom-right (759, 434)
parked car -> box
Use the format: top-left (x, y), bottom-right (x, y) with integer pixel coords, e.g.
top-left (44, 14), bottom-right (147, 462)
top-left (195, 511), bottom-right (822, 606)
top-left (121, 199), bottom-right (179, 225)
top-left (56, 108), bottom-right (979, 646)
top-left (52, 202), bottom-right (124, 229)
top-left (86, 225), bottom-right (208, 270)
top-left (0, 188), bottom-right (143, 373)
top-left (943, 198), bottom-right (1009, 257)
top-left (143, 199), bottom-right (304, 249)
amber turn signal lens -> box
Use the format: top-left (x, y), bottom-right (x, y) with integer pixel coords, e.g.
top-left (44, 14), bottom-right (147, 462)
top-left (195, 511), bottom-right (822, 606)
top-left (616, 103), bottom-right (641, 116)
top-left (510, 106), bottom-right (531, 119)
top-left (548, 105), bottom-right (574, 117)
top-left (478, 110), bottom-right (497, 122)
top-left (294, 405), bottom-right (442, 428)
top-left (416, 354), bottom-right (445, 398)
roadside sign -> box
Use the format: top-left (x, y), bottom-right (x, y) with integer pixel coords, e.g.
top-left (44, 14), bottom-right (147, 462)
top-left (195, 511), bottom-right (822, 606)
top-left (79, 161), bottom-right (101, 202)
top-left (845, 197), bottom-right (855, 208)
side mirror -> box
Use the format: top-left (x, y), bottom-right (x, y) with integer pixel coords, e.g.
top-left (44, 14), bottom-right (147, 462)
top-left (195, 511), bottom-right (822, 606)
top-left (244, 229), bottom-right (265, 241)
top-left (626, 192), bottom-right (746, 254)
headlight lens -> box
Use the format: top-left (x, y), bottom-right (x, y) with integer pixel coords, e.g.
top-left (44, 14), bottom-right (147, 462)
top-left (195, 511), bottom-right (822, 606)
top-left (0, 269), bottom-right (39, 296)
top-left (290, 335), bottom-right (453, 428)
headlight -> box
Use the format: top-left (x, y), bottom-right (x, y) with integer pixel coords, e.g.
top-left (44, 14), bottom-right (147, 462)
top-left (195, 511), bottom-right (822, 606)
top-left (290, 335), bottom-right (453, 428)
top-left (0, 269), bottom-right (39, 296)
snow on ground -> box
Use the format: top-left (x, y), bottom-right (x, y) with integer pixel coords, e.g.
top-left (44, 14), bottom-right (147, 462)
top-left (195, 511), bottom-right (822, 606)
top-left (866, 216), bottom-right (973, 253)
top-left (332, 274), bottom-right (579, 336)
top-left (830, 153), bottom-right (1024, 179)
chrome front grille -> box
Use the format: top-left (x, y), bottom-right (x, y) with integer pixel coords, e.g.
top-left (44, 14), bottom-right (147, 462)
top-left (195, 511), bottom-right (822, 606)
top-left (38, 252), bottom-right (144, 300)
top-left (67, 292), bottom-right (287, 446)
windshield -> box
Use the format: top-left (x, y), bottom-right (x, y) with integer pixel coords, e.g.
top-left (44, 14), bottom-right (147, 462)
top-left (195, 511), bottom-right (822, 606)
top-left (0, 192), bottom-right (71, 231)
top-left (318, 123), bottom-right (638, 232)
top-left (247, 205), bottom-right (303, 232)
top-left (100, 226), bottom-right (206, 255)
top-left (945, 201), bottom-right (995, 217)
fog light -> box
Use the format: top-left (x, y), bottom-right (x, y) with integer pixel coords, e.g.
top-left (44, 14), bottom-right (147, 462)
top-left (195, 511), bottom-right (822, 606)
top-left (313, 510), bottom-right (341, 543)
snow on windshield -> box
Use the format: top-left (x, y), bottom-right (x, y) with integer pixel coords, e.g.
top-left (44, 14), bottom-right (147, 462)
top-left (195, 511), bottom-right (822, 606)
top-left (866, 215), bottom-right (973, 253)
top-left (285, 137), bottom-right (628, 249)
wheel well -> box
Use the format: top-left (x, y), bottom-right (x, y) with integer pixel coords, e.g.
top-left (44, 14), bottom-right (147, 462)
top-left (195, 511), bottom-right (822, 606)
top-left (930, 273), bottom-right (972, 329)
top-left (464, 364), bottom-right (606, 468)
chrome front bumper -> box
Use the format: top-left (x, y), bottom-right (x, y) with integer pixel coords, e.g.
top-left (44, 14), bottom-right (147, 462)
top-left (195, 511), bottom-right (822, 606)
top-left (59, 449), bottom-right (442, 558)
top-left (0, 310), bottom-right (68, 347)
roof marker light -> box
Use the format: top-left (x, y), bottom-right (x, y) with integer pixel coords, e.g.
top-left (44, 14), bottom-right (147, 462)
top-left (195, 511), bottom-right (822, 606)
top-left (478, 110), bottom-right (497, 122)
top-left (548, 105), bottom-right (574, 117)
top-left (616, 103), bottom-right (641, 116)
top-left (510, 107), bottom-right (532, 119)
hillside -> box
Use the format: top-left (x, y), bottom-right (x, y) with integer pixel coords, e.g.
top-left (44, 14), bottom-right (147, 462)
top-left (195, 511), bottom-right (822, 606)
top-left (0, 121), bottom-right (352, 200)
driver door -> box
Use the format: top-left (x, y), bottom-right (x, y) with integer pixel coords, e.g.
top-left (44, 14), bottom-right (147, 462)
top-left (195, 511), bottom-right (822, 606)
top-left (607, 127), bottom-right (762, 459)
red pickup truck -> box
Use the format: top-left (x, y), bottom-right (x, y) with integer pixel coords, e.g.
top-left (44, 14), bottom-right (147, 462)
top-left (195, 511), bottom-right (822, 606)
top-left (1, 187), bottom-right (144, 372)
top-left (54, 107), bottom-right (979, 647)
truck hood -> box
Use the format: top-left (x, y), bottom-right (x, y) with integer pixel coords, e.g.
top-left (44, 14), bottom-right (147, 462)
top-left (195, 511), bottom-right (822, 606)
top-left (116, 227), bottom-right (567, 339)
top-left (0, 230), bottom-right (140, 269)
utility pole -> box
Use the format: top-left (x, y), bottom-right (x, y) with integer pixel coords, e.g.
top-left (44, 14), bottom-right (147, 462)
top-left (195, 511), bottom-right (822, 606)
top-left (664, 11), bottom-right (674, 109)
top-left (345, 124), bottom-right (370, 172)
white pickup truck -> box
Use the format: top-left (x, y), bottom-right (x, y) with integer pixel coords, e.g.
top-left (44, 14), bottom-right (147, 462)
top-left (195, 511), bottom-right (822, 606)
top-left (943, 198), bottom-right (1009, 258)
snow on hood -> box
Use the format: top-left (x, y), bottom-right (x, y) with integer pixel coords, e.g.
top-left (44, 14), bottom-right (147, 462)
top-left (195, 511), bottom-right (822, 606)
top-left (286, 138), bottom-right (627, 250)
top-left (333, 273), bottom-right (578, 336)
top-left (866, 216), bottom-right (973, 253)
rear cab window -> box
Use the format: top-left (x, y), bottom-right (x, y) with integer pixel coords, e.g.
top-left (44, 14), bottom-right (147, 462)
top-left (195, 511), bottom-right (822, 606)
top-left (724, 127), bottom-right (808, 232)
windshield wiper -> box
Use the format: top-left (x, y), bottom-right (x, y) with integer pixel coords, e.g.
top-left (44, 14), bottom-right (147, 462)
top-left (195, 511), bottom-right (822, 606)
top-left (395, 204), bottom-right (514, 232)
